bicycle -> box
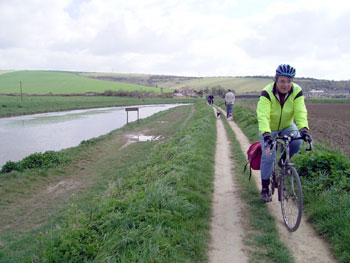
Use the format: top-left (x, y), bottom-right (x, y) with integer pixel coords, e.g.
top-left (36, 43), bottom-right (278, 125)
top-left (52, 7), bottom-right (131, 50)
top-left (269, 133), bottom-right (313, 232)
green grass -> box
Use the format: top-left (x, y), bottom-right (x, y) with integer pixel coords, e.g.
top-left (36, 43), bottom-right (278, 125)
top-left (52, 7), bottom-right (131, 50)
top-left (0, 95), bottom-right (196, 117)
top-left (301, 189), bottom-right (350, 262)
top-left (34, 101), bottom-right (215, 262)
top-left (0, 102), bottom-right (216, 262)
top-left (0, 71), bottom-right (172, 94)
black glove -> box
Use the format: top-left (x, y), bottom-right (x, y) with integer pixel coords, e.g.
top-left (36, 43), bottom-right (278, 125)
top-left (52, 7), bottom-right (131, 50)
top-left (300, 128), bottom-right (312, 143)
top-left (263, 133), bottom-right (273, 149)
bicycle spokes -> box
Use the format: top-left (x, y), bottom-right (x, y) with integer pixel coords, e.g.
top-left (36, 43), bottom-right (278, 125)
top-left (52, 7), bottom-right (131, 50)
top-left (280, 167), bottom-right (303, 232)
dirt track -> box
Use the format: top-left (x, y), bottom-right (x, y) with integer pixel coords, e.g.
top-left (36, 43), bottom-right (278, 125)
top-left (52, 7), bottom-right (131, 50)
top-left (209, 106), bottom-right (337, 263)
top-left (208, 108), bottom-right (248, 262)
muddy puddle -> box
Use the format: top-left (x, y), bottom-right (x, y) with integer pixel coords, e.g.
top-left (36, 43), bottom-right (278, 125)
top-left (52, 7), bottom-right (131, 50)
top-left (127, 134), bottom-right (162, 142)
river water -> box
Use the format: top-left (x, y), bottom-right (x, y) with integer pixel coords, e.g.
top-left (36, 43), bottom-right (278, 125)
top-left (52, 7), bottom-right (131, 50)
top-left (0, 104), bottom-right (183, 167)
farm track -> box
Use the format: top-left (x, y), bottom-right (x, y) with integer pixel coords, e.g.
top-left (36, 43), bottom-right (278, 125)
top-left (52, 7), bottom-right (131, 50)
top-left (215, 105), bottom-right (337, 263)
top-left (209, 107), bottom-right (249, 262)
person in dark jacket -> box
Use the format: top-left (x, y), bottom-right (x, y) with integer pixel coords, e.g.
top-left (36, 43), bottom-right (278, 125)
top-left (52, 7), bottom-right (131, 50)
top-left (209, 94), bottom-right (214, 105)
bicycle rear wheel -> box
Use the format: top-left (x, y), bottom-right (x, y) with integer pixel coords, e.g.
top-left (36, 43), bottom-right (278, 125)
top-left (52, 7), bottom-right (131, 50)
top-left (280, 166), bottom-right (303, 232)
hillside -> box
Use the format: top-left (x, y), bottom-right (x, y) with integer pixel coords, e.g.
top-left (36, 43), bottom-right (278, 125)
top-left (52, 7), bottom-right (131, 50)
top-left (82, 72), bottom-right (271, 93)
top-left (0, 71), bottom-right (171, 95)
top-left (80, 72), bottom-right (199, 90)
top-left (1, 70), bottom-right (349, 96)
top-left (82, 73), bottom-right (350, 95)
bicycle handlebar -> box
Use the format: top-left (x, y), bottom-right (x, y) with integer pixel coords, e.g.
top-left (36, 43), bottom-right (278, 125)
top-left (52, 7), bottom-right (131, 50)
top-left (271, 134), bottom-right (314, 152)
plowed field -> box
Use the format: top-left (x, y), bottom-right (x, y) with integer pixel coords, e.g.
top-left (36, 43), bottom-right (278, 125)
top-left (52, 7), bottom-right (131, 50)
top-left (239, 101), bottom-right (350, 156)
top-left (307, 103), bottom-right (350, 156)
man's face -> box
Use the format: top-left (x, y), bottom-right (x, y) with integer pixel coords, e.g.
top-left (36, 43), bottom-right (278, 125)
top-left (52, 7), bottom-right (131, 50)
top-left (276, 76), bottom-right (292, 94)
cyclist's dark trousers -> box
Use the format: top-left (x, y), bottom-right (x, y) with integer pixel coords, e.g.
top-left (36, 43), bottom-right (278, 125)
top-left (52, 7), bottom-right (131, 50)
top-left (259, 123), bottom-right (303, 180)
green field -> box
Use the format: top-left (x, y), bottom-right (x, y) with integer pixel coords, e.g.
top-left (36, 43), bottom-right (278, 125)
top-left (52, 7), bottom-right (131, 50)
top-left (81, 72), bottom-right (272, 93)
top-left (0, 71), bottom-right (172, 95)
top-left (0, 71), bottom-right (15, 75)
top-left (170, 76), bottom-right (272, 93)
top-left (2, 71), bottom-right (350, 96)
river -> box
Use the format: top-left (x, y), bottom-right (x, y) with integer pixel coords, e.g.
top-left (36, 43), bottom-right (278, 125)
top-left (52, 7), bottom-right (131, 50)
top-left (0, 104), bottom-right (183, 167)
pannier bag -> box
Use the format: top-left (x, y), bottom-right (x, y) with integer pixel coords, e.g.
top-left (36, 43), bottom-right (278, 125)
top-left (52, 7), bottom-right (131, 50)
top-left (243, 141), bottom-right (262, 180)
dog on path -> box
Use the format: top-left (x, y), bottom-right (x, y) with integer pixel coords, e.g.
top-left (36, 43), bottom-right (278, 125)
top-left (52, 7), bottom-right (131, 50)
top-left (216, 111), bottom-right (221, 119)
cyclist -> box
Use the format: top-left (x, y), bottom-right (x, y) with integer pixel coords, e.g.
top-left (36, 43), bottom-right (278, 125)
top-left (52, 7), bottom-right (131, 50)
top-left (256, 64), bottom-right (312, 202)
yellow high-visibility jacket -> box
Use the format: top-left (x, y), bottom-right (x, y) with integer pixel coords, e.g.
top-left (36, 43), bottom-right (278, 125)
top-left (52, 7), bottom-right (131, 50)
top-left (256, 82), bottom-right (309, 135)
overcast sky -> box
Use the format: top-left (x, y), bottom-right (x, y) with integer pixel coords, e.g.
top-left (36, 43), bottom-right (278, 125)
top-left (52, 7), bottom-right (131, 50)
top-left (1, 0), bottom-right (349, 80)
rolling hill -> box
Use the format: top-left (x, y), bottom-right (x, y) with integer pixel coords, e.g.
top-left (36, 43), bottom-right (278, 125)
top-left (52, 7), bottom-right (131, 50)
top-left (0, 71), bottom-right (171, 95)
top-left (1, 70), bottom-right (349, 96)
top-left (83, 73), bottom-right (350, 95)
top-left (82, 72), bottom-right (272, 93)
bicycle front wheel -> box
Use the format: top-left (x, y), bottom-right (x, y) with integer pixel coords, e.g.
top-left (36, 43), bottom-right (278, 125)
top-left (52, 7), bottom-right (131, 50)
top-left (280, 166), bottom-right (303, 232)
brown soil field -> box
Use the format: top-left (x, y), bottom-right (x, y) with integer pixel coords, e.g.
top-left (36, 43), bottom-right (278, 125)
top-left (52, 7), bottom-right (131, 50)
top-left (238, 102), bottom-right (350, 156)
top-left (307, 103), bottom-right (350, 156)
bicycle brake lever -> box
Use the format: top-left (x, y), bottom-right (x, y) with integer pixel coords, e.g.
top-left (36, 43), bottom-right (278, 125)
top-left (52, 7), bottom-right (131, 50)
top-left (305, 141), bottom-right (314, 157)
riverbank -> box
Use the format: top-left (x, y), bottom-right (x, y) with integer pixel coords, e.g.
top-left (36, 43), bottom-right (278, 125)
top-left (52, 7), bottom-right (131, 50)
top-left (0, 104), bottom-right (184, 167)
top-left (0, 102), bottom-right (216, 262)
top-left (0, 95), bottom-right (196, 118)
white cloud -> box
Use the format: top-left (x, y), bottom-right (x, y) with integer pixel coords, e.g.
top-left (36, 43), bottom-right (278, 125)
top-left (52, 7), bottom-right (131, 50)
top-left (233, 1), bottom-right (350, 79)
top-left (0, 0), bottom-right (349, 80)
